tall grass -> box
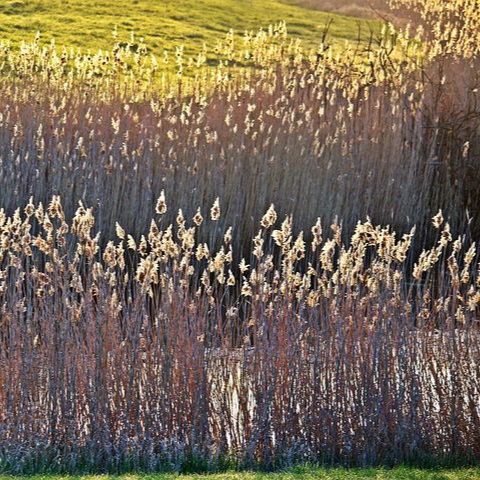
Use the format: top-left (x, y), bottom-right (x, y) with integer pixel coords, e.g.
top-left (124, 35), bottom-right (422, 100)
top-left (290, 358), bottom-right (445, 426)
top-left (0, 198), bottom-right (479, 472)
top-left (0, 0), bottom-right (480, 473)
top-left (0, 20), bottom-right (478, 256)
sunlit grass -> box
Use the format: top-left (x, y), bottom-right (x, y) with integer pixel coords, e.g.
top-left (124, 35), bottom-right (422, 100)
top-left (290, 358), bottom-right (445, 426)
top-left (0, 0), bottom-right (380, 60)
top-left (0, 467), bottom-right (479, 479)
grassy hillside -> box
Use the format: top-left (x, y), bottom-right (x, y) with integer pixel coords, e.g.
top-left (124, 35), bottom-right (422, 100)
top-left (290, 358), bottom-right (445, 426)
top-left (0, 0), bottom-right (380, 57)
top-left (286, 0), bottom-right (413, 25)
top-left (285, 0), bottom-right (391, 19)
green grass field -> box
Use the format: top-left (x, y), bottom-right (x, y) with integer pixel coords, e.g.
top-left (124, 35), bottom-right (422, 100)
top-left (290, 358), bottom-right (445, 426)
top-left (0, 467), bottom-right (478, 480)
top-left (0, 0), bottom-right (380, 57)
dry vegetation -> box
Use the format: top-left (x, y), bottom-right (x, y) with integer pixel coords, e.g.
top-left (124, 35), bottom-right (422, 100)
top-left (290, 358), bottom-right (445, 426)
top-left (0, 0), bottom-right (480, 474)
top-left (2, 196), bottom-right (480, 473)
top-left (286, 0), bottom-right (395, 19)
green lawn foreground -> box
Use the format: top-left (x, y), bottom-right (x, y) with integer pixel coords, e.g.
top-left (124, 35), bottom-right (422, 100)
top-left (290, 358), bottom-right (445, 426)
top-left (0, 467), bottom-right (479, 480)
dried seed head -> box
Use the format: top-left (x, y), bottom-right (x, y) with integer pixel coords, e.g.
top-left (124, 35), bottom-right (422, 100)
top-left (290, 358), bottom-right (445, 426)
top-left (210, 197), bottom-right (220, 221)
top-left (261, 204), bottom-right (277, 229)
top-left (311, 217), bottom-right (323, 252)
top-left (193, 208), bottom-right (203, 226)
top-left (239, 258), bottom-right (249, 274)
top-left (176, 209), bottom-right (185, 227)
top-left (24, 197), bottom-right (35, 217)
top-left (127, 235), bottom-right (137, 251)
top-left (227, 270), bottom-right (235, 286)
top-left (224, 227), bottom-right (232, 245)
top-left (115, 222), bottom-right (126, 240)
top-left (156, 190), bottom-right (167, 215)
top-left (432, 210), bottom-right (444, 229)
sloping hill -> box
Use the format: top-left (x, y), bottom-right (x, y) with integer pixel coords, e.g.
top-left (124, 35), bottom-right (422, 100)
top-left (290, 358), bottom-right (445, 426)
top-left (0, 0), bottom-right (379, 57)
top-left (285, 0), bottom-right (392, 19)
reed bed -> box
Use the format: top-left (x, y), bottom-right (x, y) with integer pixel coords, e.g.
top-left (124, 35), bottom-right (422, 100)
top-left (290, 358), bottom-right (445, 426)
top-left (0, 14), bottom-right (478, 255)
top-left (0, 0), bottom-right (480, 473)
top-left (0, 197), bottom-right (479, 472)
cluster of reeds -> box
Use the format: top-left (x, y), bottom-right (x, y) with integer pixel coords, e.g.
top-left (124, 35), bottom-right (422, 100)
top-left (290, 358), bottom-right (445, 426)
top-left (1, 0), bottom-right (480, 472)
top-left (0, 17), bottom-right (478, 258)
top-left (0, 197), bottom-right (479, 472)
top-left (391, 0), bottom-right (480, 60)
